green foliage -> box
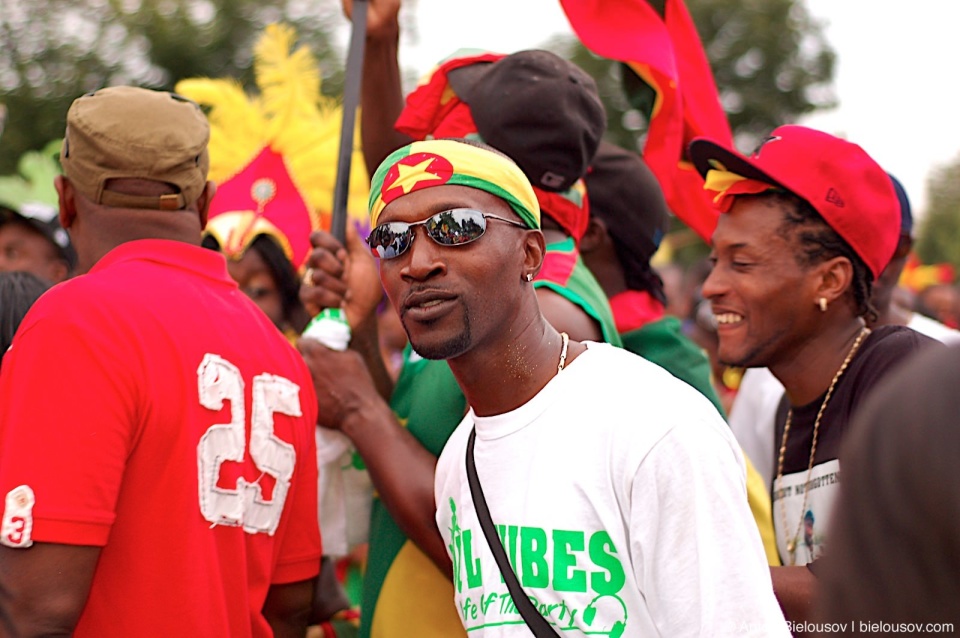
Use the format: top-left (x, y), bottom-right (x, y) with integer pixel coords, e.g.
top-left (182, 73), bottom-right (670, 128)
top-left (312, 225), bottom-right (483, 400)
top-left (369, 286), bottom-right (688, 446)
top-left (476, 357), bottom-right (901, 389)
top-left (916, 155), bottom-right (960, 272)
top-left (0, 139), bottom-right (62, 210)
top-left (0, 0), bottom-right (346, 174)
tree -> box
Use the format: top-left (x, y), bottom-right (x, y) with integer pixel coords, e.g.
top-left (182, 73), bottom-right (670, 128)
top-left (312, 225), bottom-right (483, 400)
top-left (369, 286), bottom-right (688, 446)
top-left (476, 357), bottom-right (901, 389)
top-left (916, 155), bottom-right (960, 274)
top-left (0, 0), bottom-right (346, 174)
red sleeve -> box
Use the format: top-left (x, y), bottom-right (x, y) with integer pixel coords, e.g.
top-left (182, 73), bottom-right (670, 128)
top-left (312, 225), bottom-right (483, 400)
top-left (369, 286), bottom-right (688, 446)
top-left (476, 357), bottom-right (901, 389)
top-left (0, 297), bottom-right (139, 548)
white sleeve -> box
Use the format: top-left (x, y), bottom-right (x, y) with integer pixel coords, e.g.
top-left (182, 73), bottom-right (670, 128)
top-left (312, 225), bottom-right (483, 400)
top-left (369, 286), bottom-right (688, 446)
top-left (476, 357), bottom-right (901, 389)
top-left (727, 368), bottom-right (783, 487)
top-left (629, 419), bottom-right (790, 637)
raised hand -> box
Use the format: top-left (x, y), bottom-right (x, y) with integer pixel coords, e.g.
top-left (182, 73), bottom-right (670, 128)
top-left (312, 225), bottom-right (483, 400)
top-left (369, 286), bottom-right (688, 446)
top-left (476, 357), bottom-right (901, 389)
top-left (300, 223), bottom-right (383, 330)
top-left (341, 0), bottom-right (402, 40)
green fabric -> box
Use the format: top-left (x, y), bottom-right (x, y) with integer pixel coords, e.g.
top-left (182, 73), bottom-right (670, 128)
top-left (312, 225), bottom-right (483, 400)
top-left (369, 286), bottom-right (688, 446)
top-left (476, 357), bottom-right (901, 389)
top-left (620, 316), bottom-right (727, 417)
top-left (533, 237), bottom-right (623, 347)
top-left (359, 352), bottom-right (466, 638)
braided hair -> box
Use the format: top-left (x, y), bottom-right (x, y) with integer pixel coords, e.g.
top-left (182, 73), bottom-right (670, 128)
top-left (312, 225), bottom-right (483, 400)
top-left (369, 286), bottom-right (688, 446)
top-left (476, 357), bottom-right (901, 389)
top-left (767, 191), bottom-right (877, 321)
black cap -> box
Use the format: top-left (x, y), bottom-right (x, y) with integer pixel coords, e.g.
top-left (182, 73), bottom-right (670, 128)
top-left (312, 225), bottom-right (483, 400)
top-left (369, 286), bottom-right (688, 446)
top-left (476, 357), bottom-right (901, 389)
top-left (0, 204), bottom-right (77, 270)
top-left (448, 50), bottom-right (606, 192)
top-left (586, 141), bottom-right (670, 269)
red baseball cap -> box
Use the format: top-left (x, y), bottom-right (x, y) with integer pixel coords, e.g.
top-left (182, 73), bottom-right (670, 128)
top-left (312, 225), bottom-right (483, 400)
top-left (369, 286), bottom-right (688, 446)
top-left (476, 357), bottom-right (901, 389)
top-left (689, 125), bottom-right (899, 279)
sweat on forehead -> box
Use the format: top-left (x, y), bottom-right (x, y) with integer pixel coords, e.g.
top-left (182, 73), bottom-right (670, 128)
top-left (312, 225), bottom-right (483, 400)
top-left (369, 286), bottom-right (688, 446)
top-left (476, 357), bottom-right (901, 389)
top-left (368, 139), bottom-right (540, 230)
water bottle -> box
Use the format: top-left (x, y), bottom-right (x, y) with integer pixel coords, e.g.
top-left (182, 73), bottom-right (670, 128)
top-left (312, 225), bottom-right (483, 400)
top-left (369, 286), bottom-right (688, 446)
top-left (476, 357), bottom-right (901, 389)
top-left (302, 307), bottom-right (351, 350)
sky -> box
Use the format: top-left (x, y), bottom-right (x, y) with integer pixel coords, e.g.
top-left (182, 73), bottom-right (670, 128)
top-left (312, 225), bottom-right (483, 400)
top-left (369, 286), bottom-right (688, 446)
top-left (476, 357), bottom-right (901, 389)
top-left (333, 0), bottom-right (960, 219)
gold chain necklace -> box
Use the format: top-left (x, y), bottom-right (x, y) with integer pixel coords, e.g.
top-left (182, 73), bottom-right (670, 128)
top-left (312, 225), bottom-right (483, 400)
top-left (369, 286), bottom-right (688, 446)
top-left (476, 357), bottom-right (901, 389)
top-left (557, 332), bottom-right (570, 373)
top-left (775, 326), bottom-right (870, 565)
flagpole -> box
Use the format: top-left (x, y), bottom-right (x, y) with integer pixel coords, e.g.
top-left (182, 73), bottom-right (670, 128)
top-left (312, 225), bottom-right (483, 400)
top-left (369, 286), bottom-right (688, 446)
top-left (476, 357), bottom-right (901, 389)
top-left (330, 0), bottom-right (368, 244)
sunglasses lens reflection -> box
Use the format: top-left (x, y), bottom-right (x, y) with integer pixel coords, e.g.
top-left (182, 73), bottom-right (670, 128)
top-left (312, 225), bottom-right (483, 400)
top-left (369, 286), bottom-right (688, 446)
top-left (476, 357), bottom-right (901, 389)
top-left (368, 209), bottom-right (489, 259)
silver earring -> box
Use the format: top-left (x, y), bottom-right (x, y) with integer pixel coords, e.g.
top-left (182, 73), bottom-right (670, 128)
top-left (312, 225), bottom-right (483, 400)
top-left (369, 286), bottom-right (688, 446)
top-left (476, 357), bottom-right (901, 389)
top-left (526, 273), bottom-right (533, 282)
top-left (818, 297), bottom-right (828, 312)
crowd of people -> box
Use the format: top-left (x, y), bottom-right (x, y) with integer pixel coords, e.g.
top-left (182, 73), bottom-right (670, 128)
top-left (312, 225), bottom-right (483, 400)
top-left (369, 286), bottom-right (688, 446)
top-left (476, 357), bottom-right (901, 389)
top-left (0, 2), bottom-right (958, 637)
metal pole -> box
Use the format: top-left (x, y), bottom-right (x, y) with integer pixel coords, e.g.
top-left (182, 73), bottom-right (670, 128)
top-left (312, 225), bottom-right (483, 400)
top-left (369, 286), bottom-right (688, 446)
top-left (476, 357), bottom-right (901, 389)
top-left (330, 0), bottom-right (368, 244)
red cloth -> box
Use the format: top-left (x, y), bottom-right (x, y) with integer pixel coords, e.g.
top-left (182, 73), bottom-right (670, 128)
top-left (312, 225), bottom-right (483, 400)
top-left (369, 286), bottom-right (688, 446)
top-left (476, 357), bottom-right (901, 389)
top-left (609, 289), bottom-right (666, 333)
top-left (532, 183), bottom-right (590, 242)
top-left (208, 146), bottom-right (315, 268)
top-left (394, 52), bottom-right (504, 140)
top-left (536, 242), bottom-right (578, 286)
top-left (559, 0), bottom-right (734, 241)
top-left (0, 240), bottom-right (321, 637)
top-left (395, 51), bottom-right (591, 241)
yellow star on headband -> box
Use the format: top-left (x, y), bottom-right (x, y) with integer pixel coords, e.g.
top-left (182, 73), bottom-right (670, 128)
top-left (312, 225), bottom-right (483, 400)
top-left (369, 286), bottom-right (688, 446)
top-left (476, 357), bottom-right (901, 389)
top-left (392, 157), bottom-right (445, 194)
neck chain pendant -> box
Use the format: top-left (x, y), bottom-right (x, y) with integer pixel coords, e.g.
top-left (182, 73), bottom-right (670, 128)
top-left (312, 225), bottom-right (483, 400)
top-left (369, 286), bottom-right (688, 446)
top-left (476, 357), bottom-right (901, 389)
top-left (786, 539), bottom-right (797, 566)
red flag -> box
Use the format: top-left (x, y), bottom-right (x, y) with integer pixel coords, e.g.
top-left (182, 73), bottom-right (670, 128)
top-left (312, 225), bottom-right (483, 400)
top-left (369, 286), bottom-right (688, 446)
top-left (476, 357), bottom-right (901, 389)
top-left (559, 0), bottom-right (733, 241)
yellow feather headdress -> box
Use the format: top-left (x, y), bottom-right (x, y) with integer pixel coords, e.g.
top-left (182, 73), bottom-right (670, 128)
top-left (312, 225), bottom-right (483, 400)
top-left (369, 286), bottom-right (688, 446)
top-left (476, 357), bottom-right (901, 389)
top-left (176, 23), bottom-right (369, 269)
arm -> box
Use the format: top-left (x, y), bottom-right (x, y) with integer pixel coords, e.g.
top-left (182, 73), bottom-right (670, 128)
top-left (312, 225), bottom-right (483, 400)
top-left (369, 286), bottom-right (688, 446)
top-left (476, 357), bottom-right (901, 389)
top-left (263, 578), bottom-right (315, 638)
top-left (633, 420), bottom-right (789, 636)
top-left (297, 339), bottom-right (452, 576)
top-left (307, 556), bottom-right (351, 626)
top-left (769, 566), bottom-right (816, 625)
top-left (0, 543), bottom-right (100, 636)
top-left (301, 225), bottom-right (394, 401)
top-left (342, 0), bottom-right (411, 175)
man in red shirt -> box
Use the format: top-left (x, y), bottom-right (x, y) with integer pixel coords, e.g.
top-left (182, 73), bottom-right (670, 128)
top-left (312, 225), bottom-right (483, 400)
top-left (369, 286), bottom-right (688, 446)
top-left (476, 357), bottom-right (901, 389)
top-left (0, 86), bottom-right (321, 637)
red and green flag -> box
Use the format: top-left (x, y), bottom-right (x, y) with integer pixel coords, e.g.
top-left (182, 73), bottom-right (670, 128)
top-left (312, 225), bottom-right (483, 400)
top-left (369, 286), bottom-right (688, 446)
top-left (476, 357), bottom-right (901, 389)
top-left (559, 0), bottom-right (733, 241)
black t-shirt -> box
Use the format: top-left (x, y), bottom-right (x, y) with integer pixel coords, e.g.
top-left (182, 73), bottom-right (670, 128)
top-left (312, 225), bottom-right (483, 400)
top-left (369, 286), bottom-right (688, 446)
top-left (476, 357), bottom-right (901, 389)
top-left (771, 325), bottom-right (941, 565)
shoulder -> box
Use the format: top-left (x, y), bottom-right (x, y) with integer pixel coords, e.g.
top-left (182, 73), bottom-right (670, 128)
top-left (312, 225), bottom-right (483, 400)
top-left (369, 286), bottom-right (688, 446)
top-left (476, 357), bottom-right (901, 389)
top-left (624, 316), bottom-right (689, 353)
top-left (572, 342), bottom-right (729, 433)
top-left (434, 414), bottom-right (473, 483)
top-left (13, 275), bottom-right (118, 339)
top-left (845, 325), bottom-right (943, 398)
top-left (861, 324), bottom-right (942, 361)
top-left (577, 342), bottom-right (701, 392)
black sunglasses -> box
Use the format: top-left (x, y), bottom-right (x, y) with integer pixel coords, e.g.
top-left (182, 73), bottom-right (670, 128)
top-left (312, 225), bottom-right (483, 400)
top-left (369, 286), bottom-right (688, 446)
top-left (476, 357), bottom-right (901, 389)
top-left (367, 208), bottom-right (528, 260)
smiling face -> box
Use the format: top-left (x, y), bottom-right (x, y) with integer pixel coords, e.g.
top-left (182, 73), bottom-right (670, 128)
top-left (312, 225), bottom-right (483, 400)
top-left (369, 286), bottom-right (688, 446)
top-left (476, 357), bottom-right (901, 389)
top-left (375, 184), bottom-right (535, 361)
top-left (701, 195), bottom-right (826, 370)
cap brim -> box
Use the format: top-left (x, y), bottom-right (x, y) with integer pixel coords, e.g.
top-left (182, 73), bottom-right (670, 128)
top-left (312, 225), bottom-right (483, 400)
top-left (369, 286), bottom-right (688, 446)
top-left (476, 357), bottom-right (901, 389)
top-left (688, 138), bottom-right (789, 192)
top-left (447, 61), bottom-right (495, 104)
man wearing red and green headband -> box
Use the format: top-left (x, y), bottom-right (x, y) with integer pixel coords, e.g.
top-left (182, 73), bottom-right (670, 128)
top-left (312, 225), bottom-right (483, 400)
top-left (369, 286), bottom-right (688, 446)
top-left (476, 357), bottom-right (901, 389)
top-left (311, 3), bottom-right (620, 634)
top-left (300, 137), bottom-right (788, 637)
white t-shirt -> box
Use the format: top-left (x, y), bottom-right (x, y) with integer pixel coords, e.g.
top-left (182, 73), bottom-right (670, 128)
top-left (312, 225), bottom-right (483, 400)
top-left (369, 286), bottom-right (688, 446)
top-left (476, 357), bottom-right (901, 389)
top-left (435, 342), bottom-right (789, 637)
top-left (907, 312), bottom-right (960, 345)
top-left (728, 367), bottom-right (783, 488)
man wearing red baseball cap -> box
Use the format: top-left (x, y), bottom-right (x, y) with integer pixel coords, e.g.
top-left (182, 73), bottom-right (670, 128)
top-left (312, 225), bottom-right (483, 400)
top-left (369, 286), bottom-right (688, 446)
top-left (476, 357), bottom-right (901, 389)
top-left (690, 125), bottom-right (942, 625)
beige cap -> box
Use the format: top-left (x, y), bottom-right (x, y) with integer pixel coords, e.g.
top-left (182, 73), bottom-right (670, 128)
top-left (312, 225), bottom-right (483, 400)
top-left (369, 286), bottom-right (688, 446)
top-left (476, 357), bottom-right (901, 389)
top-left (60, 86), bottom-right (210, 211)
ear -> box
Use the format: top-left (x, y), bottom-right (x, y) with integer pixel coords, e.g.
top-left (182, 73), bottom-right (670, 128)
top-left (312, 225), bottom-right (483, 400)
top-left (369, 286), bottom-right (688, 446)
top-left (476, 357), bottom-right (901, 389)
top-left (815, 255), bottom-right (854, 306)
top-left (579, 217), bottom-right (608, 254)
top-left (522, 229), bottom-right (547, 280)
top-left (196, 181), bottom-right (216, 230)
top-left (55, 175), bottom-right (77, 230)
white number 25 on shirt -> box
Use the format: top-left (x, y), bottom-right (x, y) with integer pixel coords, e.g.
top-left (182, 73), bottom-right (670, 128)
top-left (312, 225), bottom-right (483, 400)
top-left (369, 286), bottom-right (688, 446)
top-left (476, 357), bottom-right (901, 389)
top-left (196, 353), bottom-right (301, 535)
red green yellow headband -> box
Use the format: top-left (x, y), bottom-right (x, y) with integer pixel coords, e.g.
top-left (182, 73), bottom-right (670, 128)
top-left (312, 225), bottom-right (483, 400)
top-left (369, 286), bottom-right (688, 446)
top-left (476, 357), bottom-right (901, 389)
top-left (369, 139), bottom-right (540, 229)
top-left (702, 167), bottom-right (778, 213)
